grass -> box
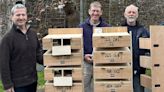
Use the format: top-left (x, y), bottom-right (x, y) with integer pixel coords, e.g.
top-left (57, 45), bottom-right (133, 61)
top-left (0, 81), bottom-right (4, 92)
top-left (0, 71), bottom-right (45, 92)
top-left (37, 71), bottom-right (46, 88)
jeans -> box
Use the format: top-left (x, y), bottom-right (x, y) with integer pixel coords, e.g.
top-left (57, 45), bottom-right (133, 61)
top-left (133, 74), bottom-right (144, 92)
top-left (14, 82), bottom-right (37, 92)
top-left (83, 61), bottom-right (93, 92)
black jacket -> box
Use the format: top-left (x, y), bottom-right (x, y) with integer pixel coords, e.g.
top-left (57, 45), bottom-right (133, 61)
top-left (0, 24), bottom-right (43, 90)
top-left (122, 21), bottom-right (150, 75)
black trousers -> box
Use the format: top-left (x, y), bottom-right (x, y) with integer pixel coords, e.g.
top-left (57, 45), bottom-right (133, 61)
top-left (14, 82), bottom-right (37, 92)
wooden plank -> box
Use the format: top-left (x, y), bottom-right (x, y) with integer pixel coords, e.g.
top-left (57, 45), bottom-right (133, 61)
top-left (140, 74), bottom-right (152, 89)
top-left (44, 34), bottom-right (82, 39)
top-left (93, 27), bottom-right (127, 33)
top-left (94, 81), bottom-right (132, 92)
top-left (152, 66), bottom-right (164, 92)
top-left (43, 50), bottom-right (82, 66)
top-left (44, 66), bottom-right (83, 81)
top-left (94, 65), bottom-right (132, 80)
top-left (150, 25), bottom-right (164, 66)
top-left (42, 35), bottom-right (82, 50)
top-left (140, 56), bottom-right (152, 69)
top-left (93, 47), bottom-right (131, 64)
top-left (42, 36), bottom-right (52, 50)
top-left (48, 28), bottom-right (82, 34)
top-left (139, 38), bottom-right (151, 49)
top-left (149, 25), bottom-right (164, 92)
top-left (45, 81), bottom-right (83, 92)
top-left (93, 32), bottom-right (131, 48)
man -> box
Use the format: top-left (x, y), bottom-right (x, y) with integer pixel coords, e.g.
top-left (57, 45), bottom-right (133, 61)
top-left (0, 3), bottom-right (43, 92)
top-left (122, 4), bottom-right (149, 92)
top-left (79, 1), bottom-right (110, 92)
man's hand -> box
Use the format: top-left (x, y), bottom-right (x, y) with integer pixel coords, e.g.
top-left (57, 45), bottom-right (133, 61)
top-left (84, 54), bottom-right (93, 63)
top-left (5, 87), bottom-right (14, 92)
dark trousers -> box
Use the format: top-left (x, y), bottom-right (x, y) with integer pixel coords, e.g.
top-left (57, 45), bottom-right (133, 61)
top-left (133, 74), bottom-right (144, 92)
top-left (14, 82), bottom-right (37, 92)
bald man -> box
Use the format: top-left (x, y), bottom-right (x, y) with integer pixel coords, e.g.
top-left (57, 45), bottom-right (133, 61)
top-left (122, 4), bottom-right (150, 92)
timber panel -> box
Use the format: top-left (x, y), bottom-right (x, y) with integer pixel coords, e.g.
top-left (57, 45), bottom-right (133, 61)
top-left (44, 50), bottom-right (82, 66)
top-left (94, 81), bottom-right (132, 92)
top-left (93, 47), bottom-right (131, 64)
top-left (93, 32), bottom-right (131, 48)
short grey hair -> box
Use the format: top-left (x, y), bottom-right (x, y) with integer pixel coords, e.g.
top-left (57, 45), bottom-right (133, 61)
top-left (11, 4), bottom-right (26, 15)
top-left (90, 1), bottom-right (102, 9)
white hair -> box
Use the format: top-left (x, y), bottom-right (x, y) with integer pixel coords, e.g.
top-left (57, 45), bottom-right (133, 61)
top-left (125, 4), bottom-right (138, 13)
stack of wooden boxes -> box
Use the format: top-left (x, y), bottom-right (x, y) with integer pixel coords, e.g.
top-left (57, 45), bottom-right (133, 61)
top-left (42, 28), bottom-right (84, 92)
top-left (92, 27), bottom-right (133, 92)
top-left (140, 25), bottom-right (164, 92)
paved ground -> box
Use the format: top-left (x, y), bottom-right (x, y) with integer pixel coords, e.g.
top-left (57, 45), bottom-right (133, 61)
top-left (37, 88), bottom-right (44, 92)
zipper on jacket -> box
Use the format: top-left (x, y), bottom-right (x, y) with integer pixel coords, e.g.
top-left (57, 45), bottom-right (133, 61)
top-left (25, 34), bottom-right (28, 40)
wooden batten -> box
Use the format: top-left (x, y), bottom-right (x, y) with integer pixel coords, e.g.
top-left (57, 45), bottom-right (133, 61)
top-left (42, 35), bottom-right (52, 50)
top-left (140, 74), bottom-right (152, 89)
top-left (93, 27), bottom-right (127, 33)
top-left (48, 28), bottom-right (83, 34)
top-left (139, 38), bottom-right (151, 49)
top-left (140, 56), bottom-right (152, 69)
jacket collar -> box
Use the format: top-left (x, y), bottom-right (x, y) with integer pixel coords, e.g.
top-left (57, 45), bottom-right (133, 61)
top-left (121, 20), bottom-right (140, 27)
top-left (12, 24), bottom-right (30, 34)
top-left (85, 17), bottom-right (104, 26)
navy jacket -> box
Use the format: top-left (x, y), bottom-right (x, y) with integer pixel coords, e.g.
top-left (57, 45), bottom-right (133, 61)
top-left (122, 21), bottom-right (150, 75)
top-left (79, 17), bottom-right (110, 55)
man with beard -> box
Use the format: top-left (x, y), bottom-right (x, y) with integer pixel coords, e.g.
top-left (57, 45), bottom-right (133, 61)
top-left (121, 4), bottom-right (149, 92)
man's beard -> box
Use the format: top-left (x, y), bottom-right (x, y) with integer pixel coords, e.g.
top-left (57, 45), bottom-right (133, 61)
top-left (127, 16), bottom-right (137, 23)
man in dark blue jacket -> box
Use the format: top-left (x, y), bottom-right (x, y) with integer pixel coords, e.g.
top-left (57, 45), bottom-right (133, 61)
top-left (122, 4), bottom-right (149, 92)
top-left (79, 1), bottom-right (110, 92)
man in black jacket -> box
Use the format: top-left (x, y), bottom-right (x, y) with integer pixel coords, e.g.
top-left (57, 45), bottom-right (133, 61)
top-left (0, 3), bottom-right (43, 92)
top-left (122, 4), bottom-right (149, 92)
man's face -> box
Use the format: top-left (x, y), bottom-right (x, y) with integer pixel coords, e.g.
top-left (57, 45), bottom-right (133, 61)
top-left (88, 6), bottom-right (102, 22)
top-left (124, 8), bottom-right (138, 23)
top-left (11, 8), bottom-right (27, 27)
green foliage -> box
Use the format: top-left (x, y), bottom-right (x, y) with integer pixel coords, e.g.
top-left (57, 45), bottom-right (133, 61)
top-left (0, 81), bottom-right (4, 92)
top-left (37, 71), bottom-right (46, 88)
top-left (146, 69), bottom-right (151, 76)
